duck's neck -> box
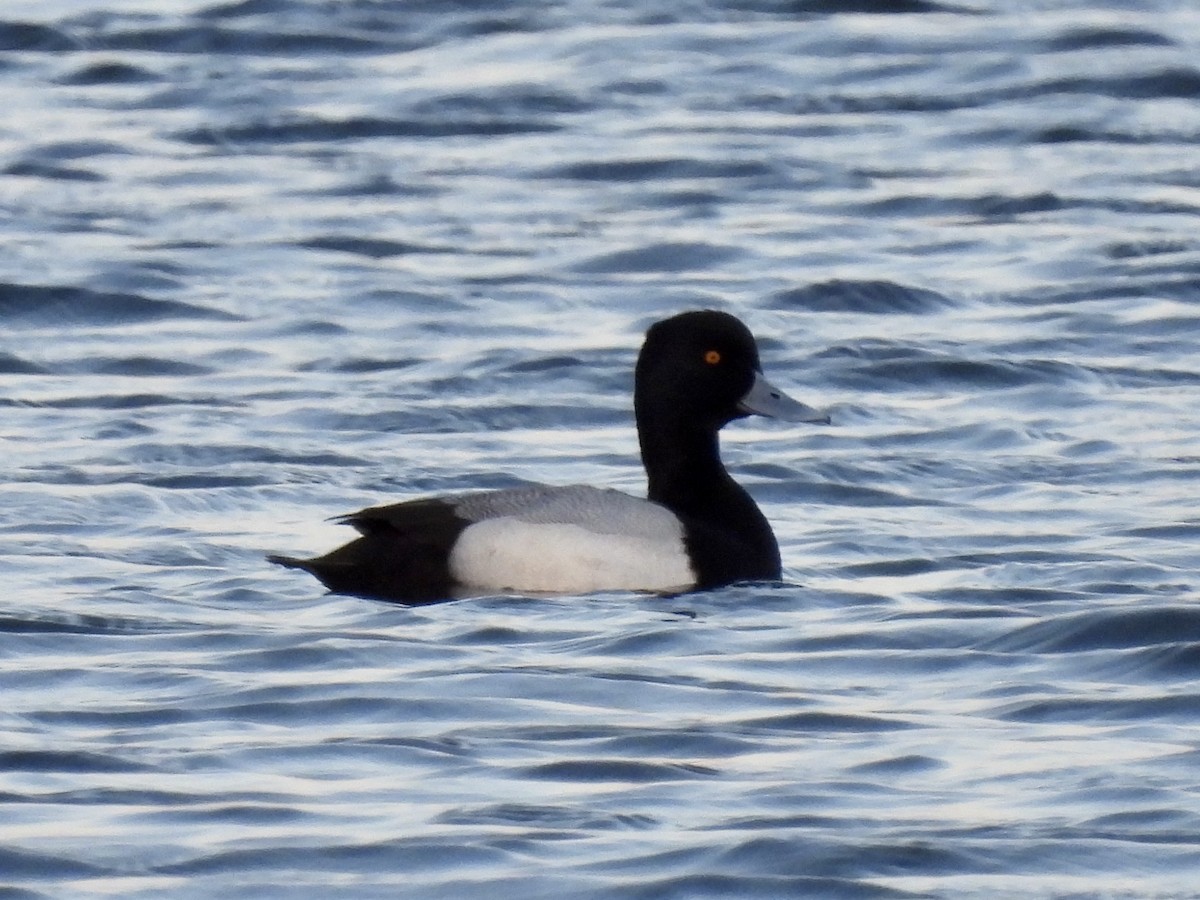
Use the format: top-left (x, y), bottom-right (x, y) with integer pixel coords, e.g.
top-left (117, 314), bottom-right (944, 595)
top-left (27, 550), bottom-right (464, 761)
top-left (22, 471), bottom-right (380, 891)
top-left (639, 418), bottom-right (752, 521)
top-left (638, 412), bottom-right (782, 584)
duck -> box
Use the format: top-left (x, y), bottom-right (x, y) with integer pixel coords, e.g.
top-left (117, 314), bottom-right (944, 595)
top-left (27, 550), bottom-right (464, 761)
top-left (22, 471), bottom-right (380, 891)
top-left (269, 310), bottom-right (829, 603)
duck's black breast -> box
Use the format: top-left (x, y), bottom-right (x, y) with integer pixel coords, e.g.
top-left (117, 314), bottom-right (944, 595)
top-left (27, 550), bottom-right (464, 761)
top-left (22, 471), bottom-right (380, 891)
top-left (664, 477), bottom-right (783, 589)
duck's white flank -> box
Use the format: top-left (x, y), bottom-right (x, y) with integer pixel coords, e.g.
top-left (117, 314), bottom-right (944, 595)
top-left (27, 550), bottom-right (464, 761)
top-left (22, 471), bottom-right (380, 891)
top-left (447, 485), bottom-right (695, 593)
top-left (449, 518), bottom-right (694, 593)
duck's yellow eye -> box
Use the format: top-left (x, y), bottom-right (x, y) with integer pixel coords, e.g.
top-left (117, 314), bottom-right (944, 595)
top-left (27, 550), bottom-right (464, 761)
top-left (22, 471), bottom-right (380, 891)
top-left (704, 350), bottom-right (721, 365)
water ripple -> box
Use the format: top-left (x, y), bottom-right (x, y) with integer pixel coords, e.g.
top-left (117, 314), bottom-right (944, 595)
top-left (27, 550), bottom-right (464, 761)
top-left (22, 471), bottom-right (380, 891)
top-left (3, 1), bottom-right (1200, 897)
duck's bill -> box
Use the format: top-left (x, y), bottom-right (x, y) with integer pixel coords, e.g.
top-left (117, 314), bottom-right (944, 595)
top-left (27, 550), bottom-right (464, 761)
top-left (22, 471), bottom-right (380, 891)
top-left (738, 371), bottom-right (831, 424)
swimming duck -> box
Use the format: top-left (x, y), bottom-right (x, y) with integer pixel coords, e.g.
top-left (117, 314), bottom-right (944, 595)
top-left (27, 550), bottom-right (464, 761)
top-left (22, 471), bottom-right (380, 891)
top-left (269, 310), bottom-right (828, 603)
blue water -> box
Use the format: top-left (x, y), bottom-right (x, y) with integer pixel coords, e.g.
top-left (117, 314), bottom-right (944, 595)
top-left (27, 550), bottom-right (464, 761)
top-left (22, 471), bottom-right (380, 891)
top-left (3, 0), bottom-right (1200, 896)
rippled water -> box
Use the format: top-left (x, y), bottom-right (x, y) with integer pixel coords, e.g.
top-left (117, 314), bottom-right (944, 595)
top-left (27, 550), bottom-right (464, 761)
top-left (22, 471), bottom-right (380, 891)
top-left (3, 1), bottom-right (1200, 897)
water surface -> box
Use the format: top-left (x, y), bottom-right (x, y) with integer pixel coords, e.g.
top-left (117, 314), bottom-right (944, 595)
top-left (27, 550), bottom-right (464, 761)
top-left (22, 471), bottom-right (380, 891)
top-left (2, 1), bottom-right (1200, 897)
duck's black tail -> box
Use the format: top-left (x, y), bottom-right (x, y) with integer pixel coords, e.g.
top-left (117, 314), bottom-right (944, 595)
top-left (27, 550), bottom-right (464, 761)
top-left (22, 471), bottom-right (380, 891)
top-left (267, 531), bottom-right (457, 605)
top-left (266, 553), bottom-right (313, 572)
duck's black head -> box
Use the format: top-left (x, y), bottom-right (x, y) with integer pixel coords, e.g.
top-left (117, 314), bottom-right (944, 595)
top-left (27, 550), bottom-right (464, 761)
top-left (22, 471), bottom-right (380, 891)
top-left (635, 310), bottom-right (763, 432)
top-left (635, 310), bottom-right (826, 433)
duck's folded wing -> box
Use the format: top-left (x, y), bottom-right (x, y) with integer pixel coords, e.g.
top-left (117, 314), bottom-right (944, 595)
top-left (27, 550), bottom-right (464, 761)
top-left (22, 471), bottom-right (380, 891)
top-left (445, 485), bottom-right (697, 594)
